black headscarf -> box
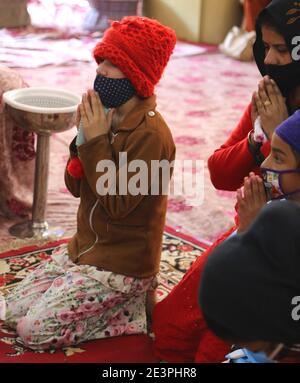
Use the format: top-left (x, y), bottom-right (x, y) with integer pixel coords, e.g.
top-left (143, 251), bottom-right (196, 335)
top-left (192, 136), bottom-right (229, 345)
top-left (199, 200), bottom-right (300, 344)
top-left (253, 0), bottom-right (300, 99)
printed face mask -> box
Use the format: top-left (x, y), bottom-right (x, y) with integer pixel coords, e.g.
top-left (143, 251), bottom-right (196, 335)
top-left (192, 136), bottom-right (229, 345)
top-left (261, 167), bottom-right (300, 199)
top-left (93, 74), bottom-right (136, 108)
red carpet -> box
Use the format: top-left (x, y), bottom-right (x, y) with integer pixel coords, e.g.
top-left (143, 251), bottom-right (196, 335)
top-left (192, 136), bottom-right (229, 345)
top-left (0, 228), bottom-right (208, 363)
top-left (0, 331), bottom-right (158, 363)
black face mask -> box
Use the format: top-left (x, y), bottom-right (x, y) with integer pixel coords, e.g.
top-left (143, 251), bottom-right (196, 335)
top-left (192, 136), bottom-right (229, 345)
top-left (265, 62), bottom-right (300, 97)
top-left (93, 74), bottom-right (136, 109)
top-left (253, 1), bottom-right (300, 99)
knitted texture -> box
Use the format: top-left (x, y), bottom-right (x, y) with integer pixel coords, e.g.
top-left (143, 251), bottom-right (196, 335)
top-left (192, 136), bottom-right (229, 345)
top-left (93, 16), bottom-right (176, 97)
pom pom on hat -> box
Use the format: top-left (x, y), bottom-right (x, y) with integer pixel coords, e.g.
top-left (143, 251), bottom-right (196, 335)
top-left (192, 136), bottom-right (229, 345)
top-left (93, 16), bottom-right (176, 98)
top-left (67, 157), bottom-right (84, 179)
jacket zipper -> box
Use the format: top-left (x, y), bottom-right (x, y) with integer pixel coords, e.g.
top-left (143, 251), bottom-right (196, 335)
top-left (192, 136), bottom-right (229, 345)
top-left (110, 132), bottom-right (119, 144)
top-left (76, 199), bottom-right (99, 261)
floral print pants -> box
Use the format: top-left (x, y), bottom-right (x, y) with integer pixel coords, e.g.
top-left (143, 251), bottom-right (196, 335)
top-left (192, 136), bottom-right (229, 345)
top-left (1, 245), bottom-right (155, 351)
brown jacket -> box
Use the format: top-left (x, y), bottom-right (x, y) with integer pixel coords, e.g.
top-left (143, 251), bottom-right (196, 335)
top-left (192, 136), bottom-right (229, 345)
top-left (65, 96), bottom-right (176, 278)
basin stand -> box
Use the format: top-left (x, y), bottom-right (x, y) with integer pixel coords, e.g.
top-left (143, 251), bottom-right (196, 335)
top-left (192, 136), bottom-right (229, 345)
top-left (9, 134), bottom-right (54, 239)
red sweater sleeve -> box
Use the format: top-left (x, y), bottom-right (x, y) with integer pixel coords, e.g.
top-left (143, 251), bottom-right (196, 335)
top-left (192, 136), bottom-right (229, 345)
top-left (208, 103), bottom-right (260, 191)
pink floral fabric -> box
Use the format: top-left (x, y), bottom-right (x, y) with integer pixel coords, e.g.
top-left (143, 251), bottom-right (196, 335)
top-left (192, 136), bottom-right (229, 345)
top-left (2, 244), bottom-right (154, 351)
top-left (0, 67), bottom-right (35, 218)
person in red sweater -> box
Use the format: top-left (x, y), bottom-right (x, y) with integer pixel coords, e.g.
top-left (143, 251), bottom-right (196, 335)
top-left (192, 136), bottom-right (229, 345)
top-left (200, 110), bottom-right (300, 363)
top-left (152, 0), bottom-right (300, 363)
top-left (209, 0), bottom-right (300, 192)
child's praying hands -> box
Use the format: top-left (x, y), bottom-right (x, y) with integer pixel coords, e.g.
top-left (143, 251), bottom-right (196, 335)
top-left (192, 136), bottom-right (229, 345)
top-left (237, 172), bottom-right (267, 233)
top-left (79, 90), bottom-right (114, 142)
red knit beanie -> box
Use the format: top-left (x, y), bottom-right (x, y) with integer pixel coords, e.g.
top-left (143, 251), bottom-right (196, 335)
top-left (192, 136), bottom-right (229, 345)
top-left (93, 16), bottom-right (176, 97)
